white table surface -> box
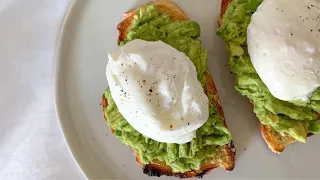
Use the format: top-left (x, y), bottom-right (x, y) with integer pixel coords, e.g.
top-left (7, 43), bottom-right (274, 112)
top-left (0, 0), bottom-right (85, 179)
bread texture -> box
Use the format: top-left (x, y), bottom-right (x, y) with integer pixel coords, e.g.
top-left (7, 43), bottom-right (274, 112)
top-left (218, 0), bottom-right (313, 153)
top-left (102, 0), bottom-right (235, 178)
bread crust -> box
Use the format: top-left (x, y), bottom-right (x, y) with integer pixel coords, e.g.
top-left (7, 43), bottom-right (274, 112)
top-left (102, 0), bottom-right (235, 178)
top-left (218, 0), bottom-right (232, 26)
top-left (218, 0), bottom-right (314, 153)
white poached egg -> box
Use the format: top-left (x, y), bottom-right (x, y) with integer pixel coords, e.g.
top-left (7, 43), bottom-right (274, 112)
top-left (248, 0), bottom-right (320, 101)
top-left (106, 39), bottom-right (209, 144)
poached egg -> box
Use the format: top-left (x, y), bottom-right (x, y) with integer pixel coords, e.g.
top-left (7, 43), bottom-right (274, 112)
top-left (106, 39), bottom-right (209, 144)
top-left (248, 0), bottom-right (320, 101)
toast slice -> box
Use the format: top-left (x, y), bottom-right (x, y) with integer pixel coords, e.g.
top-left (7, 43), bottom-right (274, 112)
top-left (102, 0), bottom-right (235, 178)
top-left (218, 0), bottom-right (313, 153)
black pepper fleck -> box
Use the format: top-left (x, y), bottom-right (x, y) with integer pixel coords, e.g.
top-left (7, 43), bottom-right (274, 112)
top-left (149, 89), bottom-right (153, 92)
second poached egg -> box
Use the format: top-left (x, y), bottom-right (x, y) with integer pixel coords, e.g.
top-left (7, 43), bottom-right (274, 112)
top-left (248, 0), bottom-right (320, 101)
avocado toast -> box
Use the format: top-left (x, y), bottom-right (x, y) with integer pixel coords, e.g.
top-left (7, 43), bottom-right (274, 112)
top-left (102, 0), bottom-right (235, 178)
top-left (217, 0), bottom-right (320, 153)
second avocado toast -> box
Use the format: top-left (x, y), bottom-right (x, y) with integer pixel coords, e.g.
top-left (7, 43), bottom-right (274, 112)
top-left (217, 0), bottom-right (320, 153)
top-left (102, 1), bottom-right (235, 178)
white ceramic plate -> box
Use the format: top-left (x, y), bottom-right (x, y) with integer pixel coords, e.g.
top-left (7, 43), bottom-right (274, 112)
top-left (54, 0), bottom-right (320, 179)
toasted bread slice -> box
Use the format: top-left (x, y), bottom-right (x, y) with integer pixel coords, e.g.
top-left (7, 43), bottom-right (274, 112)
top-left (102, 0), bottom-right (235, 178)
top-left (218, 0), bottom-right (313, 153)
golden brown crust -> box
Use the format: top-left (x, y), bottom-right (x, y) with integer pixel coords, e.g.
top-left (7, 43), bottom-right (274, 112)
top-left (218, 0), bottom-right (314, 153)
top-left (217, 0), bottom-right (232, 26)
top-left (260, 124), bottom-right (296, 153)
top-left (102, 0), bottom-right (235, 178)
top-left (260, 124), bottom-right (314, 153)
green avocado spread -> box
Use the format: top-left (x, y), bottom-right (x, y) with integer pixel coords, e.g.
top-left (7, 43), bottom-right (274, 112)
top-left (104, 3), bottom-right (231, 173)
top-left (217, 0), bottom-right (320, 143)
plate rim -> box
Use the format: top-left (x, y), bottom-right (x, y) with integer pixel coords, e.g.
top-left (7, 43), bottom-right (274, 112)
top-left (53, 0), bottom-right (92, 179)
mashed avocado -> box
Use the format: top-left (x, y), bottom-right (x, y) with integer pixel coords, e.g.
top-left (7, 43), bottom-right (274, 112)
top-left (104, 3), bottom-right (231, 173)
top-left (217, 0), bottom-right (320, 142)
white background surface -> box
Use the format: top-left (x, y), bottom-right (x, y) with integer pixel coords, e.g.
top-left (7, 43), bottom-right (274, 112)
top-left (0, 0), bottom-right (85, 179)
